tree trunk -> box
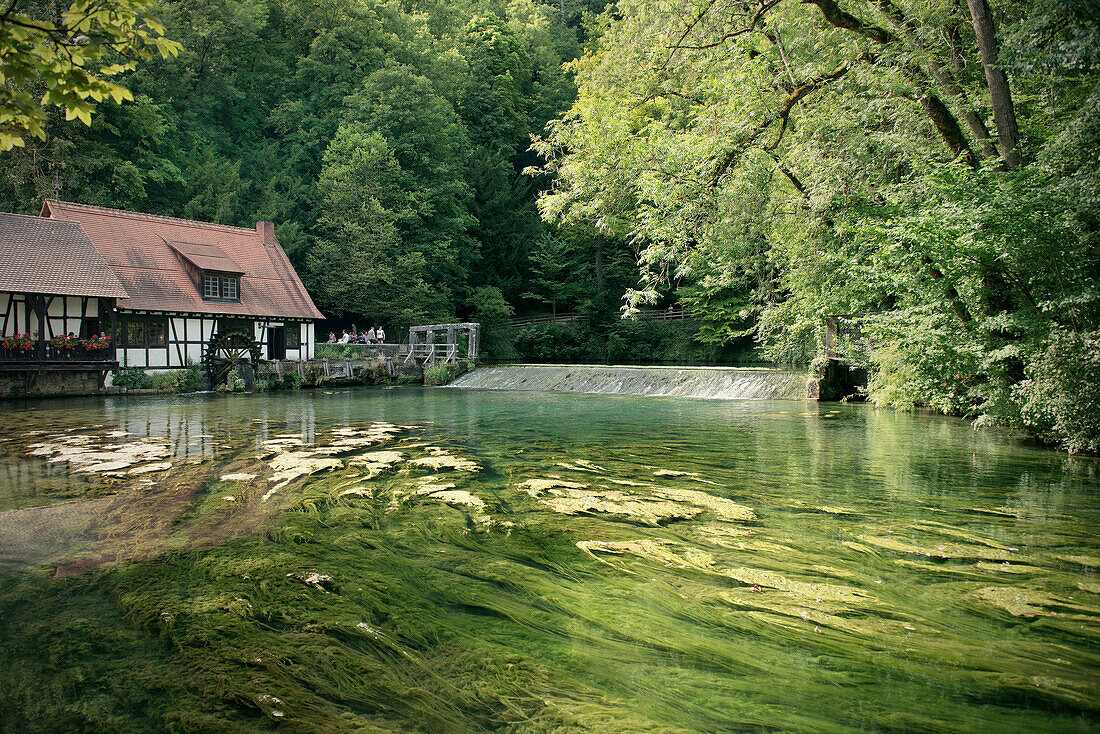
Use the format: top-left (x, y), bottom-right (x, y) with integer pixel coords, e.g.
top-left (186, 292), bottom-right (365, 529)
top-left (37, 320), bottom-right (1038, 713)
top-left (593, 233), bottom-right (606, 311)
top-left (966, 0), bottom-right (1021, 168)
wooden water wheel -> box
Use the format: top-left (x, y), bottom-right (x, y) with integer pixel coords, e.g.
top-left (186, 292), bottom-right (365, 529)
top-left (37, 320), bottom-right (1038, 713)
top-left (204, 331), bottom-right (262, 387)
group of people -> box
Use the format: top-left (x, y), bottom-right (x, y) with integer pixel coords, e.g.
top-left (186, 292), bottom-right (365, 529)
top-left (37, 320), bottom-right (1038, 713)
top-left (328, 325), bottom-right (385, 345)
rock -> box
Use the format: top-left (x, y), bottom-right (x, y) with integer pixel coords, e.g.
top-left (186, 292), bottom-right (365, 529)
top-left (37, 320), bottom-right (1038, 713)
top-left (289, 571), bottom-right (336, 592)
top-left (348, 450), bottom-right (405, 479)
top-left (517, 478), bottom-right (589, 496)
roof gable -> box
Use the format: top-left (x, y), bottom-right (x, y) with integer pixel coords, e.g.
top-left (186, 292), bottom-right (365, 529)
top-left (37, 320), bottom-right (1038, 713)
top-left (42, 200), bottom-right (322, 320)
top-left (0, 213), bottom-right (130, 299)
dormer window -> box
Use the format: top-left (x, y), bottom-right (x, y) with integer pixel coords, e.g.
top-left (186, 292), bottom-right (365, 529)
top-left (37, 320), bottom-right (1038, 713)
top-left (203, 273), bottom-right (238, 301)
top-left (168, 240), bottom-right (245, 303)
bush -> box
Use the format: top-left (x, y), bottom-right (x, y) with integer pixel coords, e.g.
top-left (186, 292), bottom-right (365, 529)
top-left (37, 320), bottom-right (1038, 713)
top-left (316, 343), bottom-right (370, 359)
top-left (148, 371), bottom-right (179, 391)
top-left (1014, 328), bottom-right (1100, 454)
top-left (423, 363), bottom-right (454, 385)
top-left (113, 367), bottom-right (151, 390)
top-left (176, 363), bottom-right (206, 392)
top-left (225, 368), bottom-right (246, 393)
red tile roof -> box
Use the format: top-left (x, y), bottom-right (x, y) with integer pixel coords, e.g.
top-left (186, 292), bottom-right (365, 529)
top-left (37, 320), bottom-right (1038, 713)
top-left (0, 212), bottom-right (130, 299)
top-left (169, 240), bottom-right (244, 274)
top-left (42, 200), bottom-right (323, 320)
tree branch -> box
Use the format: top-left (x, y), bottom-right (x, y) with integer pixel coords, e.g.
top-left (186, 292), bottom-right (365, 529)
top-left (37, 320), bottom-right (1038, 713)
top-left (710, 55), bottom-right (865, 183)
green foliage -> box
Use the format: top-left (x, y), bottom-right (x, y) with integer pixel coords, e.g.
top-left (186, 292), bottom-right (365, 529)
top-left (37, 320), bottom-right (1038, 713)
top-left (423, 361), bottom-right (471, 385)
top-left (222, 368), bottom-right (245, 393)
top-left (508, 318), bottom-right (750, 365)
top-left (176, 363), bottom-right (205, 392)
top-left (315, 343), bottom-right (373, 360)
top-left (534, 0), bottom-right (1100, 450)
top-left (0, 0), bottom-right (181, 150)
top-left (470, 285), bottom-right (517, 361)
top-left (148, 371), bottom-right (179, 392)
top-left (1014, 329), bottom-right (1100, 454)
top-left (112, 367), bottom-right (151, 390)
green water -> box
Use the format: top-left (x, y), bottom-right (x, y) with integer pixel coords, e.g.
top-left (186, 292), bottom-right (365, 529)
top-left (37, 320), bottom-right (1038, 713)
top-left (0, 387), bottom-right (1098, 733)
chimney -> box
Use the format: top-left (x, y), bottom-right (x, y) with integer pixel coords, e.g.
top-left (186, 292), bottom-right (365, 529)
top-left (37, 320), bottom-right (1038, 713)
top-left (257, 221), bottom-right (276, 246)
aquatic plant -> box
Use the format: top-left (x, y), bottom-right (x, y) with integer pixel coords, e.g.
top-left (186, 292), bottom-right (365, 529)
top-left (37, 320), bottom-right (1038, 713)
top-left (1, 396), bottom-right (1099, 733)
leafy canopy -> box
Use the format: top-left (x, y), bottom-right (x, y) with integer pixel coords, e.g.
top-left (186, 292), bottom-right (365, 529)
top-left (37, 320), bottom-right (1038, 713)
top-left (0, 0), bottom-right (181, 150)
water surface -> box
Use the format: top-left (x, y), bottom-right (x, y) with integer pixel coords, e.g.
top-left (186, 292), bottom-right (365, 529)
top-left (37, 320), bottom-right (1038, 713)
top-left (0, 388), bottom-right (1097, 732)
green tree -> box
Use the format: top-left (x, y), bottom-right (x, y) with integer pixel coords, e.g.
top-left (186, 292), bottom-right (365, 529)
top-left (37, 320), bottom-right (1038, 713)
top-left (0, 0), bottom-right (180, 150)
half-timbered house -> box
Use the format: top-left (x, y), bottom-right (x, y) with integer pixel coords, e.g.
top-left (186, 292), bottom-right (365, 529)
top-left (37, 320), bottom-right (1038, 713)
top-left (0, 212), bottom-right (129, 372)
top-left (40, 200), bottom-right (323, 368)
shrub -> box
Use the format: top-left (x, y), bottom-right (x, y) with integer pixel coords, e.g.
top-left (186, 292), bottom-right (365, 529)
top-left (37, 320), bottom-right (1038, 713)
top-left (316, 343), bottom-right (369, 359)
top-left (423, 363), bottom-right (454, 385)
top-left (226, 368), bottom-right (246, 393)
top-left (176, 363), bottom-right (205, 392)
top-left (148, 371), bottom-right (178, 391)
top-left (1014, 328), bottom-right (1100, 454)
top-left (113, 367), bottom-right (151, 390)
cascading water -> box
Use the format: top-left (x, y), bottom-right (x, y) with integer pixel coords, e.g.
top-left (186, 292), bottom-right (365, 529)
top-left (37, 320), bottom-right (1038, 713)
top-left (448, 364), bottom-right (814, 400)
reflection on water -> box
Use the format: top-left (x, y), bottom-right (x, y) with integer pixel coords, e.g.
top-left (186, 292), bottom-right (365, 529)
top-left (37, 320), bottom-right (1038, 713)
top-left (0, 387), bottom-right (1098, 733)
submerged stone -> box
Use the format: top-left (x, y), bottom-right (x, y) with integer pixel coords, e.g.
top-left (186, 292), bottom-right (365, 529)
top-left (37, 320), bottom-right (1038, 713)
top-left (517, 478), bottom-right (589, 496)
top-left (220, 473), bottom-right (257, 482)
top-left (348, 450), bottom-right (406, 479)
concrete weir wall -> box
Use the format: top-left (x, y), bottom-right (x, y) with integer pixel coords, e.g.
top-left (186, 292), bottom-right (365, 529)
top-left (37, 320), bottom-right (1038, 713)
top-left (448, 364), bottom-right (816, 400)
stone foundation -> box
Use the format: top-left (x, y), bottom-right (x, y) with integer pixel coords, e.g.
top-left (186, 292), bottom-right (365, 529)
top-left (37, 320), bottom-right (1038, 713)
top-left (0, 370), bottom-right (107, 398)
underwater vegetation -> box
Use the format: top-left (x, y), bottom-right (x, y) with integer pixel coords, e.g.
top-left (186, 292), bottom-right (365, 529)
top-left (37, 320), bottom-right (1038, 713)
top-left (0, 390), bottom-right (1098, 732)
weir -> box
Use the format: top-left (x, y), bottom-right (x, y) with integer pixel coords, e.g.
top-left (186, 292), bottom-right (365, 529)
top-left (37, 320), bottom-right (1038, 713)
top-left (449, 364), bottom-right (816, 400)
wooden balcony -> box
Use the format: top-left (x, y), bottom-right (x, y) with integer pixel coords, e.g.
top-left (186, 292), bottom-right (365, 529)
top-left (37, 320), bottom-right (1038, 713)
top-left (0, 344), bottom-right (117, 371)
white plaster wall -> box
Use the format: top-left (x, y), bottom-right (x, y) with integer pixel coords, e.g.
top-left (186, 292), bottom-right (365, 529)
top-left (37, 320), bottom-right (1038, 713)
top-left (120, 348), bottom-right (146, 368)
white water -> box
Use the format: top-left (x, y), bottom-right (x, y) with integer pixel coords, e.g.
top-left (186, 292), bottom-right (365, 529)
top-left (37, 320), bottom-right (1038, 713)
top-left (448, 364), bottom-right (814, 400)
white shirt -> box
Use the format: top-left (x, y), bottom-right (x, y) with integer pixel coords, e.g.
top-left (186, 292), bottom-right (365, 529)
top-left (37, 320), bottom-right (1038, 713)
top-left (337, 334), bottom-right (350, 343)
top-left (376, 328), bottom-right (385, 342)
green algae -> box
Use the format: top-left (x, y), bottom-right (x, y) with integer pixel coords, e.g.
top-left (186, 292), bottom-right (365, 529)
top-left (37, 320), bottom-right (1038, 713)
top-left (1, 391), bottom-right (1099, 733)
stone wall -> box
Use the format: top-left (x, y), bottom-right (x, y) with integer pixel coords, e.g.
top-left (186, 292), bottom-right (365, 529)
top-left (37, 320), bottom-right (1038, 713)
top-left (0, 370), bottom-right (107, 398)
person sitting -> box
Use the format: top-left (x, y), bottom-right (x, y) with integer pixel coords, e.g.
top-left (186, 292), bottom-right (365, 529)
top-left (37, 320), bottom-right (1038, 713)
top-left (327, 331), bottom-right (337, 343)
top-left (337, 330), bottom-right (351, 344)
top-left (366, 327), bottom-right (376, 345)
top-left (375, 325), bottom-right (385, 344)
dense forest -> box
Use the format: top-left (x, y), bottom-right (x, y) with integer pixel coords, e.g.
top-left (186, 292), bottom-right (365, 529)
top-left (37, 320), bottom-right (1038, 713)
top-left (0, 0), bottom-right (655, 354)
top-left (1, 0), bottom-right (1098, 450)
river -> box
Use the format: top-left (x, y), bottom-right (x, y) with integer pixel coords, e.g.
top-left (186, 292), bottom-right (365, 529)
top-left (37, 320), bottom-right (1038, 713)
top-left (0, 387), bottom-right (1097, 732)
